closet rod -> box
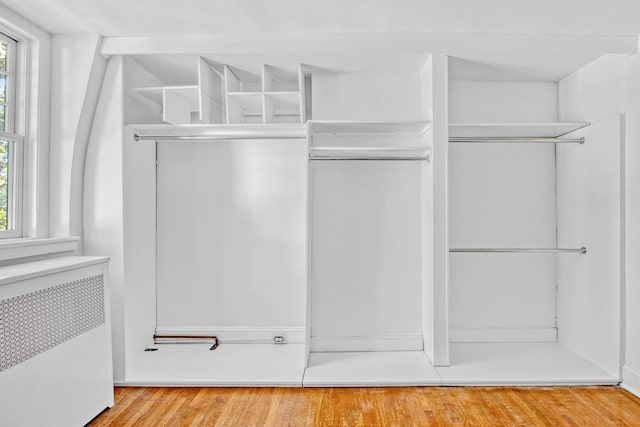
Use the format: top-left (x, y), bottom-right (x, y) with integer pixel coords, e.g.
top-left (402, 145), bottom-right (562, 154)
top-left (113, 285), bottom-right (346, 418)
top-left (134, 134), bottom-right (304, 141)
top-left (449, 247), bottom-right (587, 254)
top-left (449, 137), bottom-right (585, 144)
top-left (309, 156), bottom-right (430, 161)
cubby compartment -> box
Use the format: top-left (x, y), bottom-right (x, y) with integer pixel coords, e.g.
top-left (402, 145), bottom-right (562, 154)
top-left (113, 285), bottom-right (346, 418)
top-left (128, 57), bottom-right (223, 125)
top-left (263, 65), bottom-right (300, 92)
top-left (226, 92), bottom-right (264, 124)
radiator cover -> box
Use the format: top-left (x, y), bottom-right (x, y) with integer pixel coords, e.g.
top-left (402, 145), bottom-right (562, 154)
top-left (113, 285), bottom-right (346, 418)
top-left (0, 274), bottom-right (105, 371)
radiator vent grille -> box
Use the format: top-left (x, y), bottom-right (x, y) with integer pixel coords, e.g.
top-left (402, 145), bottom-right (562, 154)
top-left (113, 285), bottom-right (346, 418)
top-left (0, 274), bottom-right (105, 372)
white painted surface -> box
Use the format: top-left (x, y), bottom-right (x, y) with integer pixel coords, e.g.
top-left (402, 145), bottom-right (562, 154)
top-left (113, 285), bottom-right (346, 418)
top-left (125, 344), bottom-right (305, 386)
top-left (123, 56), bottom-right (165, 124)
top-left (304, 351), bottom-right (440, 386)
top-left (559, 55), bottom-right (627, 124)
top-left (310, 335), bottom-right (423, 352)
top-left (310, 161), bottom-right (424, 350)
top-left (123, 129), bottom-right (157, 362)
top-left (0, 4), bottom-right (52, 239)
top-left (0, 236), bottom-right (79, 261)
top-left (49, 34), bottom-right (107, 239)
top-left (437, 343), bottom-right (619, 385)
top-left (556, 116), bottom-right (622, 378)
top-left (312, 71), bottom-right (422, 121)
top-left (0, 255), bottom-right (107, 286)
top-left (429, 54), bottom-right (449, 366)
top-left (156, 139), bottom-right (306, 330)
top-left (449, 254), bottom-right (556, 332)
top-left (83, 56), bottom-right (126, 381)
top-left (625, 54), bottom-right (640, 391)
top-left (8, 0), bottom-right (640, 39)
top-left (622, 366), bottom-right (640, 398)
top-left (449, 328), bottom-right (556, 343)
top-left (0, 262), bottom-right (113, 427)
top-left (155, 326), bottom-right (305, 344)
top-left (162, 88), bottom-right (192, 124)
top-left (448, 142), bottom-right (557, 335)
top-left (449, 122), bottom-right (589, 138)
top-left (449, 81), bottom-right (558, 123)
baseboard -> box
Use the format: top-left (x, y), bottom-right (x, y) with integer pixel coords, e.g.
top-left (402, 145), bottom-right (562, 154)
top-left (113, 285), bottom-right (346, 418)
top-left (154, 326), bottom-right (305, 344)
top-left (310, 334), bottom-right (423, 352)
top-left (622, 365), bottom-right (640, 397)
top-left (449, 328), bottom-right (557, 343)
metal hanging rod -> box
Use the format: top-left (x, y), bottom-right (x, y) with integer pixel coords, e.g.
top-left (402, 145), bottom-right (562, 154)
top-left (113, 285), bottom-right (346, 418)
top-left (449, 137), bottom-right (585, 144)
top-left (310, 156), bottom-right (430, 161)
top-left (449, 247), bottom-right (587, 254)
top-left (134, 134), bottom-right (304, 141)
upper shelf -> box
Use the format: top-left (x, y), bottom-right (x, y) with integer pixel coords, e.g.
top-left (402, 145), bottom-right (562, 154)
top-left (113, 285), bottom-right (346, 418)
top-left (129, 123), bottom-right (308, 141)
top-left (309, 121), bottom-right (431, 136)
top-left (449, 123), bottom-right (590, 139)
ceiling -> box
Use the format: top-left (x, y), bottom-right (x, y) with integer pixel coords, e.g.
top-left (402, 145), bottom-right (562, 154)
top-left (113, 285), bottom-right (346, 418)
top-left (2, 0), bottom-right (640, 38)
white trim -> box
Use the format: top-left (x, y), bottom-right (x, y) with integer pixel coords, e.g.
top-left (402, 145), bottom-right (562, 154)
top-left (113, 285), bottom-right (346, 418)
top-left (154, 326), bottom-right (305, 344)
top-left (310, 334), bottom-right (424, 352)
top-left (100, 34), bottom-right (637, 57)
top-left (0, 236), bottom-right (79, 262)
top-left (449, 328), bottom-right (557, 343)
top-left (622, 365), bottom-right (640, 398)
top-left (0, 4), bottom-right (51, 238)
top-left (0, 255), bottom-right (108, 286)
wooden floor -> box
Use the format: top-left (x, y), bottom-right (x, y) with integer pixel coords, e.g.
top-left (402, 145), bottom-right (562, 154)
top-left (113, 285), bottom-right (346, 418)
top-left (90, 386), bottom-right (640, 426)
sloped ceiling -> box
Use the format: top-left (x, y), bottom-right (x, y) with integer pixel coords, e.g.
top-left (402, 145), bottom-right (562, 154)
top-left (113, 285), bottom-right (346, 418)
top-left (1, 0), bottom-right (640, 37)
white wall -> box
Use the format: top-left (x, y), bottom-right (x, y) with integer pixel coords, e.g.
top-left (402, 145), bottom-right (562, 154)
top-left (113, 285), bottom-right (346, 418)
top-left (559, 53), bottom-right (640, 392)
top-left (83, 56), bottom-right (126, 381)
top-left (449, 81), bottom-right (558, 123)
top-left (49, 34), bottom-right (107, 240)
top-left (312, 70), bottom-right (422, 121)
top-left (625, 54), bottom-right (640, 394)
top-left (448, 80), bottom-right (559, 342)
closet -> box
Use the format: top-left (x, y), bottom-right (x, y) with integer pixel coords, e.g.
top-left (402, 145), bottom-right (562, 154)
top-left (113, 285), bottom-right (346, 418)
top-left (439, 58), bottom-right (622, 384)
top-left (116, 52), bottom-right (623, 386)
top-left (304, 121), bottom-right (436, 386)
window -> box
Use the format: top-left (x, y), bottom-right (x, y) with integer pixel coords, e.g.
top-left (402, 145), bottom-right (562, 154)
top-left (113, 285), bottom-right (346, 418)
top-left (0, 32), bottom-right (21, 237)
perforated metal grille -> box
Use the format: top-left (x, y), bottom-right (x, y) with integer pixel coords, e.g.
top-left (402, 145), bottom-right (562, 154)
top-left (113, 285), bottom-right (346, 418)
top-left (0, 274), bottom-right (105, 371)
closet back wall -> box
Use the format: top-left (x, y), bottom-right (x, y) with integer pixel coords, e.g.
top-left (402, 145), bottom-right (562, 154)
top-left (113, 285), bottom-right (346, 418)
top-left (155, 139), bottom-right (307, 337)
top-left (448, 80), bottom-right (560, 342)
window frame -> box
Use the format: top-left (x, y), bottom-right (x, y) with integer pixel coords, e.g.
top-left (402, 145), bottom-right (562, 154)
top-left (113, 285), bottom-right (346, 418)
top-left (0, 31), bottom-right (24, 238)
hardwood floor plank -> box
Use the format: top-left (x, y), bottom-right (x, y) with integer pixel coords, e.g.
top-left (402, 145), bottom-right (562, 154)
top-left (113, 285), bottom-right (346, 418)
top-left (89, 386), bottom-right (640, 426)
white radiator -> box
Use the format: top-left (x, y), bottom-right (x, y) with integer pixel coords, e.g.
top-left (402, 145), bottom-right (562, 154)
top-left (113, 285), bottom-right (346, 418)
top-left (0, 256), bottom-right (113, 427)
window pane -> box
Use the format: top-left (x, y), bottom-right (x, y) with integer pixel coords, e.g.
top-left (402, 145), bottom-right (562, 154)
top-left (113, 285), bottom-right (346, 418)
top-left (0, 75), bottom-right (5, 103)
top-left (0, 42), bottom-right (6, 71)
top-left (0, 104), bottom-right (5, 131)
top-left (0, 140), bottom-right (9, 230)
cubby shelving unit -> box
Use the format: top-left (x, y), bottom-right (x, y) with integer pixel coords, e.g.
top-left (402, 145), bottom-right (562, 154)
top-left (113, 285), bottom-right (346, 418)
top-left (131, 58), bottom-right (309, 126)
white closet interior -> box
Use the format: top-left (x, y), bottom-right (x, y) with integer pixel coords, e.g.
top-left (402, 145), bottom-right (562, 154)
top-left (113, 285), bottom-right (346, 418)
top-left (118, 52), bottom-right (623, 386)
top-left (440, 58), bottom-right (621, 384)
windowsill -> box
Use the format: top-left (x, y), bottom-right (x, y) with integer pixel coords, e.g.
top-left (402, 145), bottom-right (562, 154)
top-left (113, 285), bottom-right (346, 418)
top-left (0, 236), bottom-right (80, 261)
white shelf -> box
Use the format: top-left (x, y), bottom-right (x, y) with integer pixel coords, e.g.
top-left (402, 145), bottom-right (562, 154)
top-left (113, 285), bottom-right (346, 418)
top-left (303, 351), bottom-right (440, 387)
top-left (124, 343), bottom-right (305, 386)
top-left (133, 85), bottom-right (200, 110)
top-left (309, 121), bottom-right (431, 136)
top-left (449, 122), bottom-right (590, 138)
top-left (129, 123), bottom-right (308, 140)
top-left (264, 92), bottom-right (300, 110)
top-left (226, 92), bottom-right (263, 110)
top-left (436, 343), bottom-right (619, 386)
